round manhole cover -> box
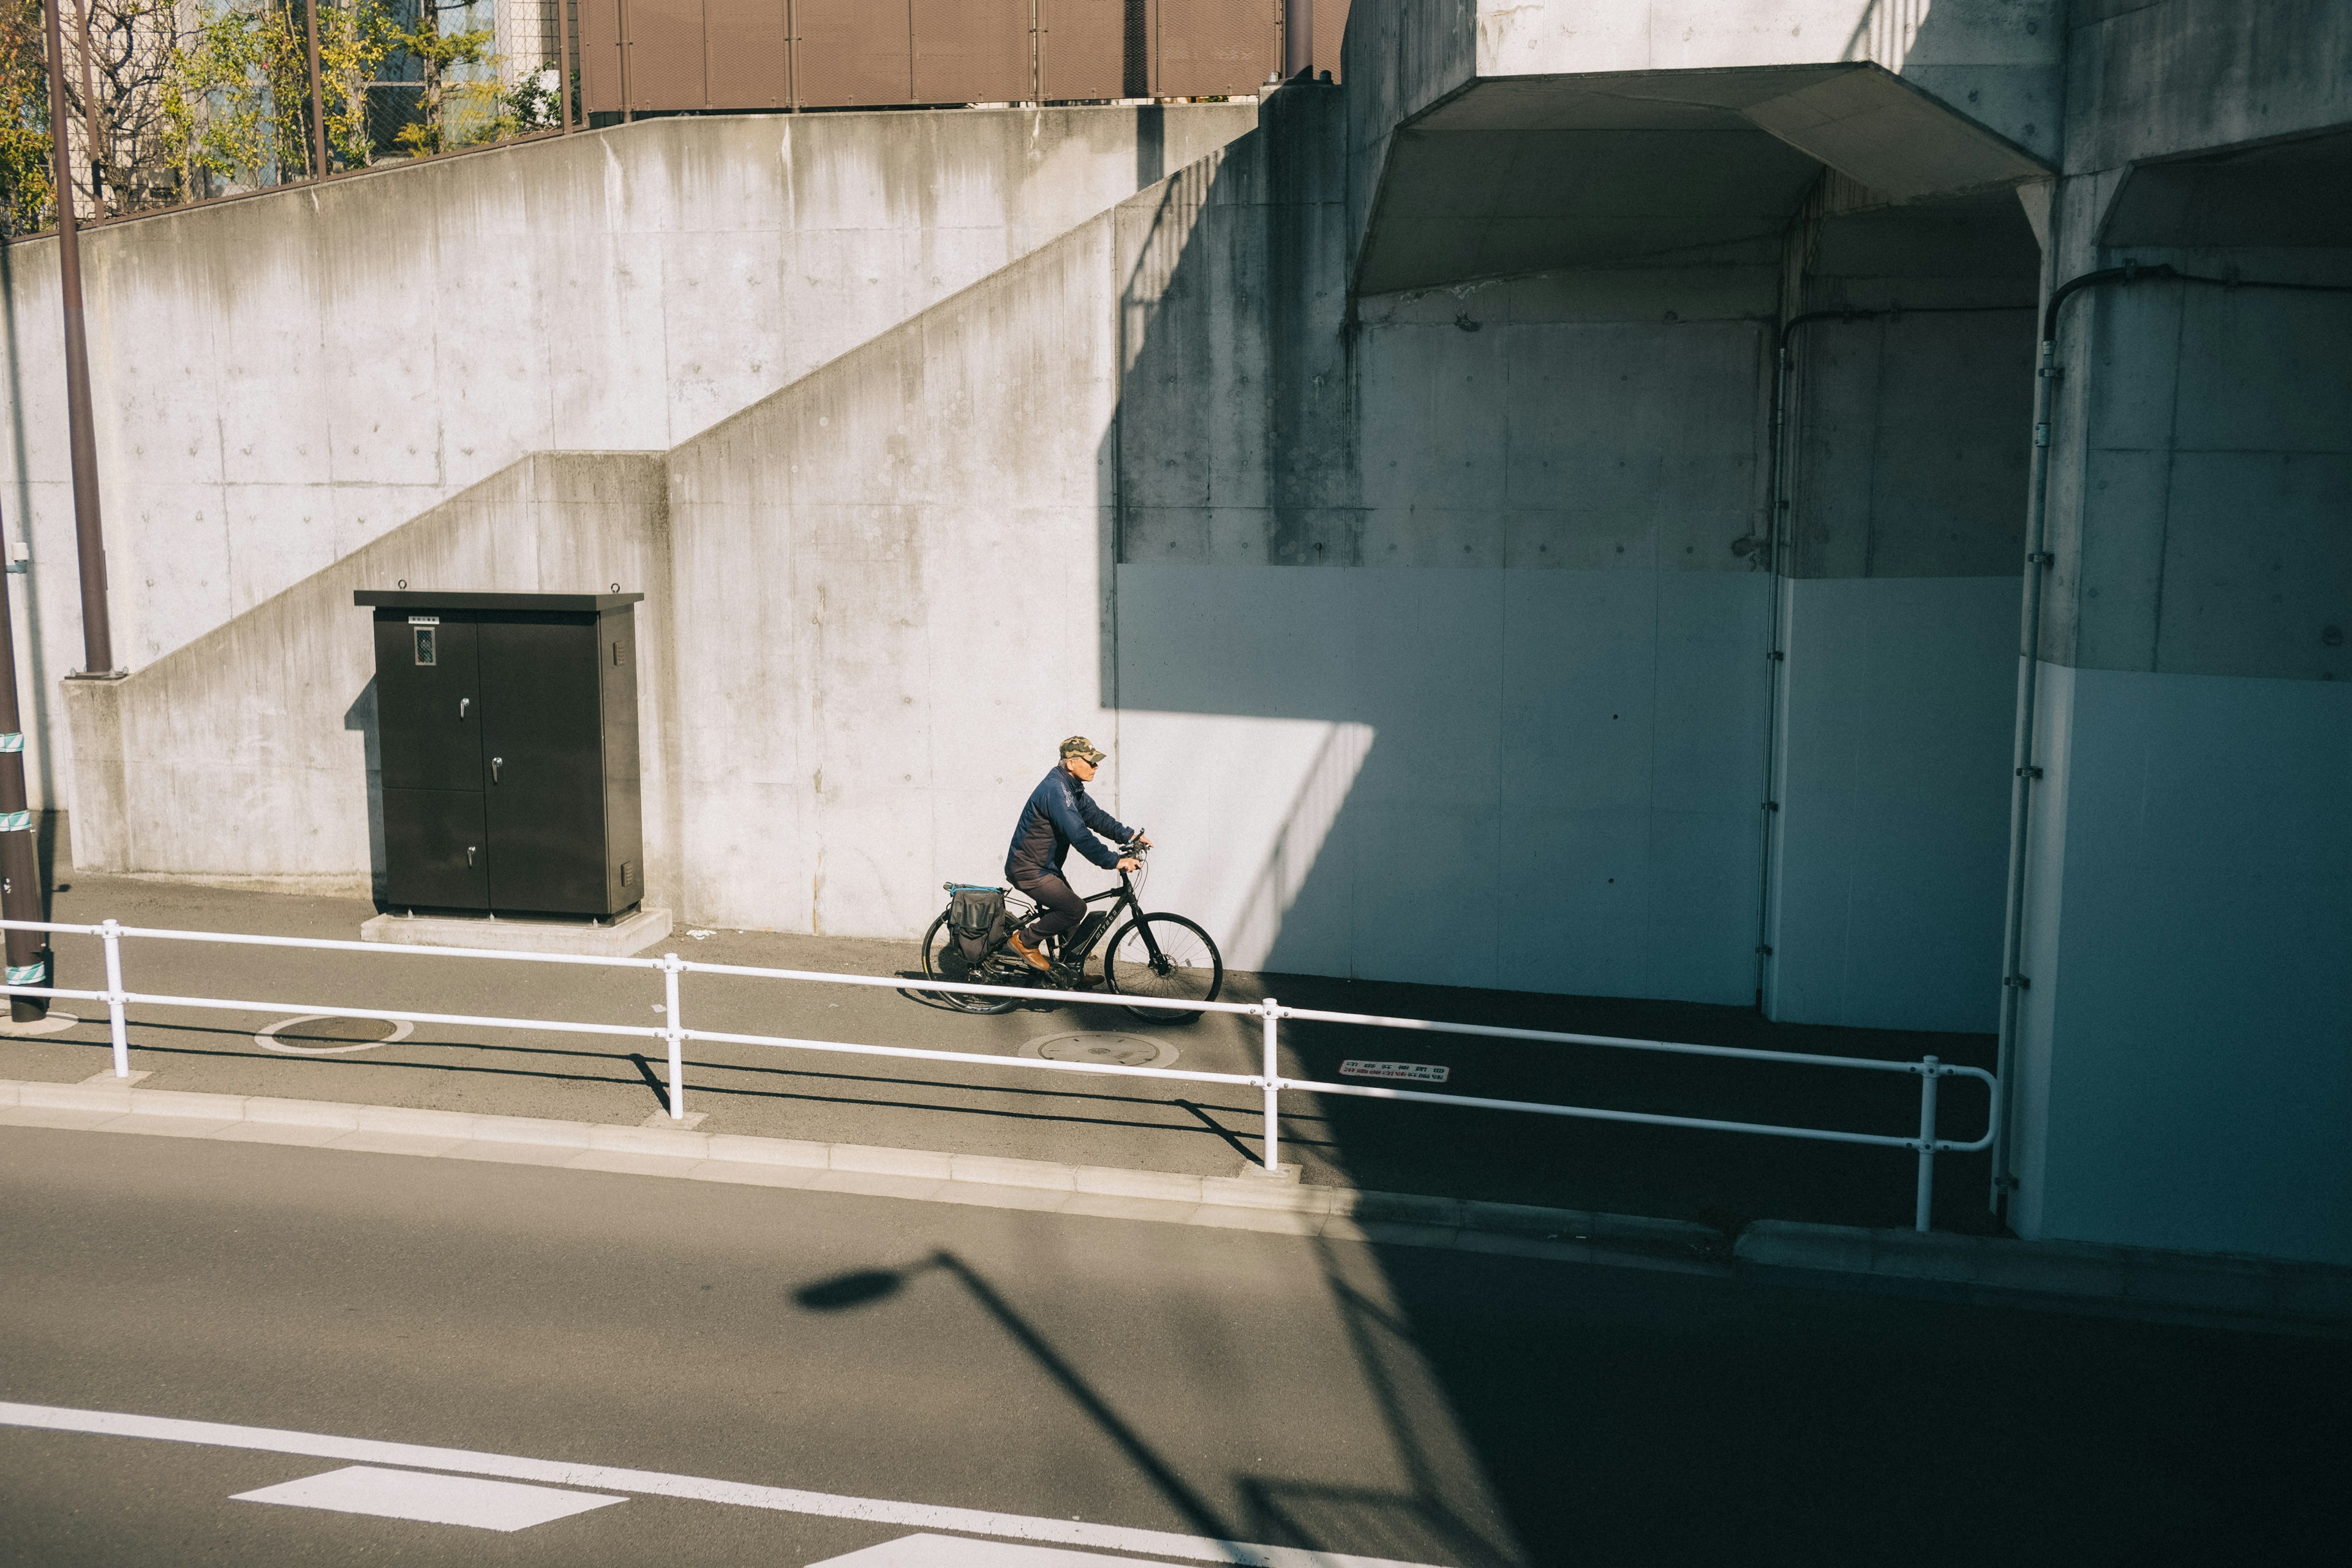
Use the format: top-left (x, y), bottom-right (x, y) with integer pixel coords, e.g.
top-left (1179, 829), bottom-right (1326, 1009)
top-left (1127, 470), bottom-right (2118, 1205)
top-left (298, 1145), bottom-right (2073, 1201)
top-left (1019, 1032), bottom-right (1178, 1069)
top-left (255, 1013), bottom-right (413, 1056)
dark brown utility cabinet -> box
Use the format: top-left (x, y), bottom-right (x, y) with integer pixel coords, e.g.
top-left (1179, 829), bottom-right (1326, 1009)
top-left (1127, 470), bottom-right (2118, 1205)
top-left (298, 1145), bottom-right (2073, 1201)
top-left (356, 591), bottom-right (644, 918)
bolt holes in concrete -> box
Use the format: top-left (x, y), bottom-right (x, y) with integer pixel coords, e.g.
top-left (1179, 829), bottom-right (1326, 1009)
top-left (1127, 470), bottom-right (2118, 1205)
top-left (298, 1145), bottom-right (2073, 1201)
top-left (1018, 1032), bottom-right (1178, 1069)
top-left (255, 1014), bottom-right (415, 1055)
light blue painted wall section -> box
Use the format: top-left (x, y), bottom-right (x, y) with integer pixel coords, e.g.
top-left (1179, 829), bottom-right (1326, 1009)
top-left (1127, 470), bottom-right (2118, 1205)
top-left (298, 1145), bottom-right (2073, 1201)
top-left (1767, 576), bottom-right (2019, 1033)
top-left (2013, 663), bottom-right (2352, 1266)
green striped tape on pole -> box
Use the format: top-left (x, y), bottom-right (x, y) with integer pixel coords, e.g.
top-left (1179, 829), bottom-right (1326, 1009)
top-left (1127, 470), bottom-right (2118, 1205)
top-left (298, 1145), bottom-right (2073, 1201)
top-left (4, 962), bottom-right (43, 986)
top-left (0, 812), bottom-right (28, 832)
top-left (0, 733), bottom-right (21, 752)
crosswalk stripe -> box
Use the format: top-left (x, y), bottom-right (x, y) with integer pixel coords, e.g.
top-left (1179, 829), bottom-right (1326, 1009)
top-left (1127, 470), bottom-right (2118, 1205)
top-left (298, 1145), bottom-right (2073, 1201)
top-left (0, 1401), bottom-right (1448, 1568)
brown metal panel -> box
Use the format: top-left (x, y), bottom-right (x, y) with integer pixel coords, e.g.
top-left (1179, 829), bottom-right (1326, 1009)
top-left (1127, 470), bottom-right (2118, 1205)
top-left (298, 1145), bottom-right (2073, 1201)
top-left (705, 0), bottom-right (791, 107)
top-left (1156, 0), bottom-right (1275, 99)
top-left (912, 0), bottom-right (1031, 104)
top-left (581, 0), bottom-right (625, 111)
top-left (797, 0), bottom-right (916, 106)
top-left (624, 0), bottom-right (712, 110)
top-left (1313, 0), bottom-right (1348, 83)
top-left (1038, 0), bottom-right (1125, 100)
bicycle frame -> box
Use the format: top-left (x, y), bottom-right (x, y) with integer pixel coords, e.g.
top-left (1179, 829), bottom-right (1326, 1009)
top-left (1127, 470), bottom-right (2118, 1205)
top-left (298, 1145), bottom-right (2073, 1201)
top-left (1005, 870), bottom-right (1149, 973)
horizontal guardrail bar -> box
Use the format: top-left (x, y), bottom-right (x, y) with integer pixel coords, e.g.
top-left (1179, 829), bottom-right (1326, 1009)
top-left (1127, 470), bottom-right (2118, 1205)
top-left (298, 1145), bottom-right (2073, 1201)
top-left (679, 957), bottom-right (1265, 1015)
top-left (1290, 1075), bottom-right (1996, 1153)
top-left (682, 1027), bottom-right (1264, 1089)
top-left (1272, 1005), bottom-right (1944, 1076)
top-left (2, 918), bottom-right (669, 971)
top-left (83, 991), bottom-right (671, 1044)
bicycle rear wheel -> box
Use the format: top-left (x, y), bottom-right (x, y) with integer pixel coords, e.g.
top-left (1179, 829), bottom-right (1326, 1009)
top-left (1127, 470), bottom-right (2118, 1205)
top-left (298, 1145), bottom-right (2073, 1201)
top-left (919, 912), bottom-right (1022, 1015)
top-left (1102, 913), bottom-right (1223, 1022)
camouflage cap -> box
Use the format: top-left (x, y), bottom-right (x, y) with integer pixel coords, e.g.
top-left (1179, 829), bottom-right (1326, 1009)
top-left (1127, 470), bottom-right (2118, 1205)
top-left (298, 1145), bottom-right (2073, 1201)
top-left (1059, 735), bottom-right (1107, 764)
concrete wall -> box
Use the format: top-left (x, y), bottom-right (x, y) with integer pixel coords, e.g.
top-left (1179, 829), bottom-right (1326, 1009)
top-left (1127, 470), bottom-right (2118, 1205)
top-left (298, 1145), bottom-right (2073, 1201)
top-left (1, 104), bottom-right (1255, 816)
top-left (2005, 0), bottom-right (2352, 1263)
top-left (1762, 191), bottom-right (2040, 1032)
top-left (1113, 92), bottom-right (1777, 1002)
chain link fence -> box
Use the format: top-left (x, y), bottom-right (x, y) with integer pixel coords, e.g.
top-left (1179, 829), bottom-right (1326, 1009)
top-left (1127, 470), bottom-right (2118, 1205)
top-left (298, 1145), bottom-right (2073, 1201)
top-left (1, 0), bottom-right (576, 236)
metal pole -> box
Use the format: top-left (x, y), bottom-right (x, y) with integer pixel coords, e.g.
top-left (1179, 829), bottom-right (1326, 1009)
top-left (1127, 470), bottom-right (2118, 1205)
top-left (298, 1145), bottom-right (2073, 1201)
top-left (663, 952), bottom-right (684, 1118)
top-left (101, 918), bottom-right (128, 1076)
top-left (617, 0), bottom-right (632, 123)
top-left (1283, 0), bottom-right (1313, 80)
top-left (556, 0), bottom-right (575, 132)
top-left (1259, 997), bottom-right (1281, 1172)
top-left (303, 0), bottom-right (326, 178)
top-left (0, 498), bottom-right (46, 1024)
top-left (1913, 1055), bottom-right (1940, 1232)
top-left (42, 0), bottom-right (116, 676)
top-left (69, 0), bottom-right (102, 205)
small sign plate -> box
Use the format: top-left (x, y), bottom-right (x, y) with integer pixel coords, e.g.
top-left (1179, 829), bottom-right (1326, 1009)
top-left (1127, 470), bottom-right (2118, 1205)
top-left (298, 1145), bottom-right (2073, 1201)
top-left (406, 615), bottom-right (440, 625)
top-left (1340, 1060), bottom-right (1450, 1084)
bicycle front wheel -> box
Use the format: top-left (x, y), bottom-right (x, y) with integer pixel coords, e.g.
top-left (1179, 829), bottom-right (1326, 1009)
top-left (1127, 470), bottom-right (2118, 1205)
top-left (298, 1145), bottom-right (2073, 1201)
top-left (1102, 913), bottom-right (1223, 1022)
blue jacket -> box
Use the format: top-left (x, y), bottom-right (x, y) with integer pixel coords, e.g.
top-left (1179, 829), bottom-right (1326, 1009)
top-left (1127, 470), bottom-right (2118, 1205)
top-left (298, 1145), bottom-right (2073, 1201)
top-left (1005, 766), bottom-right (1134, 881)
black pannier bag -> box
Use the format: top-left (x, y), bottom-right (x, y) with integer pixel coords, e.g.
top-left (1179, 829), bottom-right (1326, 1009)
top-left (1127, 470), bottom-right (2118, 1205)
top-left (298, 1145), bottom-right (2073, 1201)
top-left (949, 887), bottom-right (1010, 962)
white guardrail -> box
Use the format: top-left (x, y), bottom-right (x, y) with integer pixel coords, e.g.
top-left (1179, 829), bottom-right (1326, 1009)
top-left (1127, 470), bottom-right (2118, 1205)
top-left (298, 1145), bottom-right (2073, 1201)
top-left (1, 917), bottom-right (1997, 1232)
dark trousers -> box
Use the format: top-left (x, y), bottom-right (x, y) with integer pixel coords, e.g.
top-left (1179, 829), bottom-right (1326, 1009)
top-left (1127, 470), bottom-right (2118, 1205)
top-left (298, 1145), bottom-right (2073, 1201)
top-left (1012, 870), bottom-right (1086, 946)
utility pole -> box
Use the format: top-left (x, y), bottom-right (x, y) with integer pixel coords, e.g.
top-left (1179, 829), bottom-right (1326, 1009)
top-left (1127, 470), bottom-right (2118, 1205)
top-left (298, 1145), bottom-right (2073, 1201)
top-left (304, 0), bottom-right (328, 178)
top-left (42, 0), bottom-right (118, 677)
top-left (0, 500), bottom-right (49, 1024)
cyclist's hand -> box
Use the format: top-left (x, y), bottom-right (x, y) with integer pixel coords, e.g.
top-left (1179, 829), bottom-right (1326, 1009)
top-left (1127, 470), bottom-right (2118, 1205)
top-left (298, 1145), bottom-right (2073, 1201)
top-left (1136, 832), bottom-right (1153, 849)
top-left (1117, 856), bottom-right (1143, 873)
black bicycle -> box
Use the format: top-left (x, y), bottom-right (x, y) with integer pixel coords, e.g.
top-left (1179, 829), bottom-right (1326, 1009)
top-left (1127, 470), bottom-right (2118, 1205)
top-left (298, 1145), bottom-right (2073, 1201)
top-left (918, 839), bottom-right (1223, 1019)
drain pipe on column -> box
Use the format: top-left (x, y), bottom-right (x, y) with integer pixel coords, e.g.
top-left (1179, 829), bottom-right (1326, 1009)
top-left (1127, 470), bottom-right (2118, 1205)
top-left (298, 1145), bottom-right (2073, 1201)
top-left (1989, 326), bottom-right (2057, 1216)
top-left (1991, 258), bottom-right (2223, 1213)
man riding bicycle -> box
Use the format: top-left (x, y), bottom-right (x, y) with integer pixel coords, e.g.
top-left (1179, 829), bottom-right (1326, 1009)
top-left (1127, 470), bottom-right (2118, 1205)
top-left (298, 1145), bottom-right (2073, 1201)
top-left (1005, 736), bottom-right (1149, 971)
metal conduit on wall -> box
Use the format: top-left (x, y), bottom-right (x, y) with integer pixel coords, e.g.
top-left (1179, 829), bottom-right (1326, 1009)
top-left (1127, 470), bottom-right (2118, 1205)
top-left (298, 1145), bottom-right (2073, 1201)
top-left (580, 0), bottom-right (1344, 115)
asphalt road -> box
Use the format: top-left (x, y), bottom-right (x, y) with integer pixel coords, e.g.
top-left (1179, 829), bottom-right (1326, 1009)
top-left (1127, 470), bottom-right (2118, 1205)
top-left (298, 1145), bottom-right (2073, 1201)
top-left (6, 1126), bottom-right (2347, 1567)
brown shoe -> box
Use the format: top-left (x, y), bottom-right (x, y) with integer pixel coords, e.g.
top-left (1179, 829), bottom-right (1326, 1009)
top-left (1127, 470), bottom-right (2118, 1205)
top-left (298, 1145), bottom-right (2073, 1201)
top-left (1008, 930), bottom-right (1052, 972)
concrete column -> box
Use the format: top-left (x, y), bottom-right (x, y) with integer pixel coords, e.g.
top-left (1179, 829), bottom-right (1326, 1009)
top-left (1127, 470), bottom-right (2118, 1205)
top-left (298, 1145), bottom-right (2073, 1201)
top-left (2005, 93), bottom-right (2352, 1262)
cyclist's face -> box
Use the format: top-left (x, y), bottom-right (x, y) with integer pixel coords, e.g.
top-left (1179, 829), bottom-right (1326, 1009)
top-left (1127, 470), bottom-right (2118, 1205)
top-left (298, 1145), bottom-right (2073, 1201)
top-left (1065, 756), bottom-right (1098, 782)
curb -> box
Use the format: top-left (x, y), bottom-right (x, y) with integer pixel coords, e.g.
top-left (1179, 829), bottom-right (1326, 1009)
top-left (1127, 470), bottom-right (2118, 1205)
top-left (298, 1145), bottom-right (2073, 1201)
top-left (0, 1079), bottom-right (1726, 1273)
top-left (1736, 1218), bottom-right (2352, 1336)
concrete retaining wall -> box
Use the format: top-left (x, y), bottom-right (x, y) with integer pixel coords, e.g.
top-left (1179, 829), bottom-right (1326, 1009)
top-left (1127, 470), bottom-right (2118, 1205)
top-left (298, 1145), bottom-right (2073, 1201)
top-left (2, 104), bottom-right (1255, 816)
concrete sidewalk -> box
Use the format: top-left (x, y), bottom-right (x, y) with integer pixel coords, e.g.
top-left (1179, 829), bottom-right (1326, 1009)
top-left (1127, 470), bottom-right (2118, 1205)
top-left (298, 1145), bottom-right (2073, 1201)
top-left (5, 869), bottom-right (2000, 1234)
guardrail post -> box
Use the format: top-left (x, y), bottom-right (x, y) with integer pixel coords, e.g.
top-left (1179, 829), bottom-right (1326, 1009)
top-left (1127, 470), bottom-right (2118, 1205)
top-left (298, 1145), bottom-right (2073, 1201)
top-left (663, 952), bottom-right (685, 1120)
top-left (1913, 1054), bottom-right (1941, 1232)
top-left (100, 918), bottom-right (129, 1078)
top-left (1260, 997), bottom-right (1282, 1172)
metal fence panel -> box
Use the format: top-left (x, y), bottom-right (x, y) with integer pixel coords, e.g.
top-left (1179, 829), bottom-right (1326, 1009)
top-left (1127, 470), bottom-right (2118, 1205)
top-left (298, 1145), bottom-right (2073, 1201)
top-left (797, 0), bottom-right (915, 107)
top-left (624, 0), bottom-right (713, 110)
top-left (706, 0), bottom-right (791, 108)
top-left (1039, 0), bottom-right (1126, 100)
top-left (1156, 0), bottom-right (1276, 99)
top-left (911, 0), bottom-right (1030, 104)
top-left (581, 0), bottom-right (626, 111)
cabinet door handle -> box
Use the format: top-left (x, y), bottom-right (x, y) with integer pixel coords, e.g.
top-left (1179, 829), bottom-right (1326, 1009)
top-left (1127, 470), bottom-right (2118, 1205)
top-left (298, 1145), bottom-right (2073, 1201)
top-left (466, 846), bottom-right (477, 867)
top-left (458, 698), bottom-right (469, 718)
top-left (491, 756), bottom-right (502, 783)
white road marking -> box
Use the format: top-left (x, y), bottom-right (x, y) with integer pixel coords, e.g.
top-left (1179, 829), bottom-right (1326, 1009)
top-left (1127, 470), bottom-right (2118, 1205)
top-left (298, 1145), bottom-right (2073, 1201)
top-left (234, 1465), bottom-right (624, 1532)
top-left (810, 1534), bottom-right (1185, 1567)
top-left (0, 1402), bottom-right (1447, 1568)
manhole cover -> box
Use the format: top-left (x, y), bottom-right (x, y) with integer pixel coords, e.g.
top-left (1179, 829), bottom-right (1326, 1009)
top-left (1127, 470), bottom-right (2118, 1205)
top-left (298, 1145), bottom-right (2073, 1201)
top-left (255, 1013), bottom-right (414, 1056)
top-left (1019, 1032), bottom-right (1178, 1069)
